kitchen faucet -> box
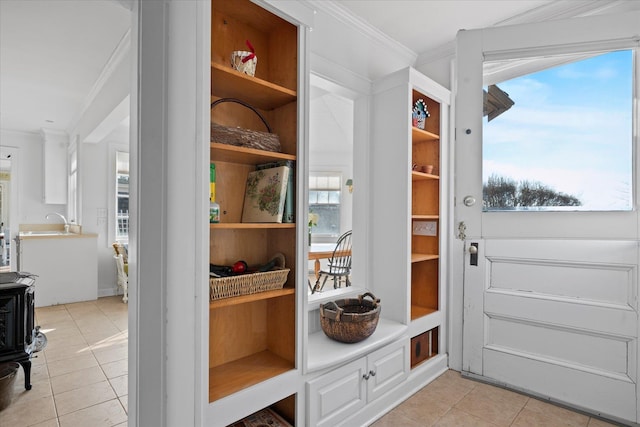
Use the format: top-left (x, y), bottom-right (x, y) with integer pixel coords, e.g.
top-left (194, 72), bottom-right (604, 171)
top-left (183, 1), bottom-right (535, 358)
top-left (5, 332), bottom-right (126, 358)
top-left (46, 212), bottom-right (70, 233)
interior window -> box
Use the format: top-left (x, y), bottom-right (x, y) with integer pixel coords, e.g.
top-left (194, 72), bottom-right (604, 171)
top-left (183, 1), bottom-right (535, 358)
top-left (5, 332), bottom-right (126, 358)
top-left (116, 151), bottom-right (129, 243)
top-left (483, 49), bottom-right (633, 211)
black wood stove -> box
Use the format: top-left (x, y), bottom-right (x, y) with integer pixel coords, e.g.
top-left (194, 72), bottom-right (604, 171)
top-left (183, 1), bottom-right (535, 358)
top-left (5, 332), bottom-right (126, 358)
top-left (0, 272), bottom-right (41, 391)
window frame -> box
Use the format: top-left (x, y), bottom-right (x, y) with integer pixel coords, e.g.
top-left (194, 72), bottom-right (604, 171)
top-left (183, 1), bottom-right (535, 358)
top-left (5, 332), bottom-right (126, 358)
top-left (108, 143), bottom-right (129, 246)
top-left (309, 171), bottom-right (344, 242)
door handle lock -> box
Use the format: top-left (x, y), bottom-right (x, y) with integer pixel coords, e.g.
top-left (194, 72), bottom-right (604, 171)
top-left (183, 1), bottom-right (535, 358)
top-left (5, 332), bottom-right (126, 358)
top-left (469, 242), bottom-right (479, 266)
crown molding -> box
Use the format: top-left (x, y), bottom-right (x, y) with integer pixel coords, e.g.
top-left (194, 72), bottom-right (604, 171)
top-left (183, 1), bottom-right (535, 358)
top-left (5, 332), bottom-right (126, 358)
top-left (416, 0), bottom-right (626, 68)
top-left (0, 128), bottom-right (40, 137)
top-left (496, 0), bottom-right (623, 25)
top-left (305, 0), bottom-right (417, 65)
top-left (66, 28), bottom-right (131, 137)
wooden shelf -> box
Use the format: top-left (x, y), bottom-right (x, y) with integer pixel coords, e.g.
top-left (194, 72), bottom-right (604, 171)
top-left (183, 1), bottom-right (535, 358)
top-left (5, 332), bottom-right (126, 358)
top-left (210, 222), bottom-right (296, 230)
top-left (412, 170), bottom-right (439, 181)
top-left (411, 253), bottom-right (439, 263)
top-left (210, 288), bottom-right (295, 309)
top-left (412, 214), bottom-right (439, 220)
top-left (210, 142), bottom-right (296, 164)
top-left (412, 126), bottom-right (439, 143)
top-left (211, 63), bottom-right (296, 111)
top-left (411, 305), bottom-right (437, 321)
top-left (209, 350), bottom-right (294, 401)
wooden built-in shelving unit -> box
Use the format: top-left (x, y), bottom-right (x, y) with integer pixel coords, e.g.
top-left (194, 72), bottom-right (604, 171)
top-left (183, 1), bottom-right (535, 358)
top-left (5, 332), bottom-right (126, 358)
top-left (411, 89), bottom-right (441, 323)
top-left (209, 0), bottom-right (298, 409)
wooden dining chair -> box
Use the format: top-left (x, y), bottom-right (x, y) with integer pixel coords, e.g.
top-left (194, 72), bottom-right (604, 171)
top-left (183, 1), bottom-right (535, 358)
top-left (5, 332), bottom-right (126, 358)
top-left (313, 230), bottom-right (352, 293)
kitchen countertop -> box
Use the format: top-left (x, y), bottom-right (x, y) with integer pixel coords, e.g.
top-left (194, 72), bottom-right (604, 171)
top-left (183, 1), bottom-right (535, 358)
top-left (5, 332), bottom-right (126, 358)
top-left (18, 224), bottom-right (97, 239)
top-left (18, 231), bottom-right (97, 239)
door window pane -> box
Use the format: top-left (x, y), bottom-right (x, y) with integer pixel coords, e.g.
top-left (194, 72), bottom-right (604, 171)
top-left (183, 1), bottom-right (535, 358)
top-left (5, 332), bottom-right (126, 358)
top-left (483, 49), bottom-right (633, 211)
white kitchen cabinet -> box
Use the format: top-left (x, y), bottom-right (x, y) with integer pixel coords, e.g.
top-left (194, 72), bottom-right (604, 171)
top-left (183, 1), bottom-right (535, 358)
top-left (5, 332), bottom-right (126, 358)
top-left (307, 339), bottom-right (409, 427)
top-left (40, 129), bottom-right (68, 205)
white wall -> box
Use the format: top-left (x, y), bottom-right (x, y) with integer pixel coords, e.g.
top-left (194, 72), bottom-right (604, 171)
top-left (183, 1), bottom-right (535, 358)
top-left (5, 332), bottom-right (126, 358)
top-left (416, 55), bottom-right (454, 90)
top-left (0, 130), bottom-right (66, 225)
top-left (82, 140), bottom-right (126, 296)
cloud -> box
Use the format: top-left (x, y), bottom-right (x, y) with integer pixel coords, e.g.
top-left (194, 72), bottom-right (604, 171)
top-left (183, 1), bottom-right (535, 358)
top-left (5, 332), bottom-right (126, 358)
top-left (555, 64), bottom-right (618, 80)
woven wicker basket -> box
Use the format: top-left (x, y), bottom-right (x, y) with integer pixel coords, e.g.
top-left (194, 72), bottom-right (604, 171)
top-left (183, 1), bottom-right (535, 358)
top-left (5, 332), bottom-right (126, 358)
top-left (210, 267), bottom-right (290, 301)
top-left (320, 292), bottom-right (381, 343)
top-left (210, 98), bottom-right (281, 152)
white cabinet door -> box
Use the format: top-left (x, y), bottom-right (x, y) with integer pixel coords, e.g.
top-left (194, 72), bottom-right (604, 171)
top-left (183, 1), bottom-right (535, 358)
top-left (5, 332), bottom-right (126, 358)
top-left (41, 129), bottom-right (67, 204)
top-left (307, 358), bottom-right (367, 427)
top-left (366, 339), bottom-right (409, 402)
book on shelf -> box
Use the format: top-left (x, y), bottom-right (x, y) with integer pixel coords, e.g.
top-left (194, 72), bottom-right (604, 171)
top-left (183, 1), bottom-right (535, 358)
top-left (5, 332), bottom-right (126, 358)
top-left (256, 160), bottom-right (295, 223)
top-left (241, 165), bottom-right (290, 223)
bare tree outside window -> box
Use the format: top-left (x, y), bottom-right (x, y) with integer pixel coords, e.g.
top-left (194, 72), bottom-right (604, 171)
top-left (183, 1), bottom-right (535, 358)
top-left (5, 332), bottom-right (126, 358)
top-left (483, 174), bottom-right (581, 210)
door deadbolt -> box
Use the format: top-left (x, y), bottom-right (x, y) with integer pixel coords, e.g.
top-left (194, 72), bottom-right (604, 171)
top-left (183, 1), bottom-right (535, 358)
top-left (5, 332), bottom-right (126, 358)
top-left (463, 196), bottom-right (476, 207)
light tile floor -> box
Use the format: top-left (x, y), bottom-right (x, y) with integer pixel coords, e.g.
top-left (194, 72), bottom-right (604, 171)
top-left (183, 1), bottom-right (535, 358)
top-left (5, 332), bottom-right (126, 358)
top-left (0, 296), bottom-right (624, 427)
top-left (373, 369), bottom-right (622, 427)
top-left (0, 296), bottom-right (128, 427)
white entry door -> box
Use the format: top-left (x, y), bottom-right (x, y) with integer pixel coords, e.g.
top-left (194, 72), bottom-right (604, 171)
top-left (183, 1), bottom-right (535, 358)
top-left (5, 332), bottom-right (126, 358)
top-left (455, 11), bottom-right (640, 424)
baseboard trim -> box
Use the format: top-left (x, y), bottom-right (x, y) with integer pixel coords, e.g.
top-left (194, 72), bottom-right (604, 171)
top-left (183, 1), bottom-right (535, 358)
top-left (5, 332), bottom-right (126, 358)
top-left (98, 287), bottom-right (120, 298)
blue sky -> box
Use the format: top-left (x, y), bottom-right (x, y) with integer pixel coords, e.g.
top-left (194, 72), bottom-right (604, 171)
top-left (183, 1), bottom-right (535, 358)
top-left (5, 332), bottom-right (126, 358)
top-left (483, 49), bottom-right (633, 210)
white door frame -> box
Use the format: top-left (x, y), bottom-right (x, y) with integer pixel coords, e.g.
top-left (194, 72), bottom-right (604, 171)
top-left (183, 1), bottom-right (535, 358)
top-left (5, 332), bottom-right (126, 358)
top-left (131, 1), bottom-right (210, 425)
top-left (1, 146), bottom-right (19, 270)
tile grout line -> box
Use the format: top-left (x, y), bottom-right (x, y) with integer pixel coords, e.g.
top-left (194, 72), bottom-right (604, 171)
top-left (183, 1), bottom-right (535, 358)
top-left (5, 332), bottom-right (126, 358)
top-left (508, 396), bottom-right (530, 426)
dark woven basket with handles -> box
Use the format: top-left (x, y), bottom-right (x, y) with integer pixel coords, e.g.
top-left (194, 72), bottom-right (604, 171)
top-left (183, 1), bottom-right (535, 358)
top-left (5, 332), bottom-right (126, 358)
top-left (320, 292), bottom-right (381, 343)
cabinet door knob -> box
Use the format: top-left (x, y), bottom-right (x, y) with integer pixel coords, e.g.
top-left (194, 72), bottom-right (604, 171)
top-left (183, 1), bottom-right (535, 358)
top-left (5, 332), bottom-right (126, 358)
top-left (363, 372), bottom-right (370, 380)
